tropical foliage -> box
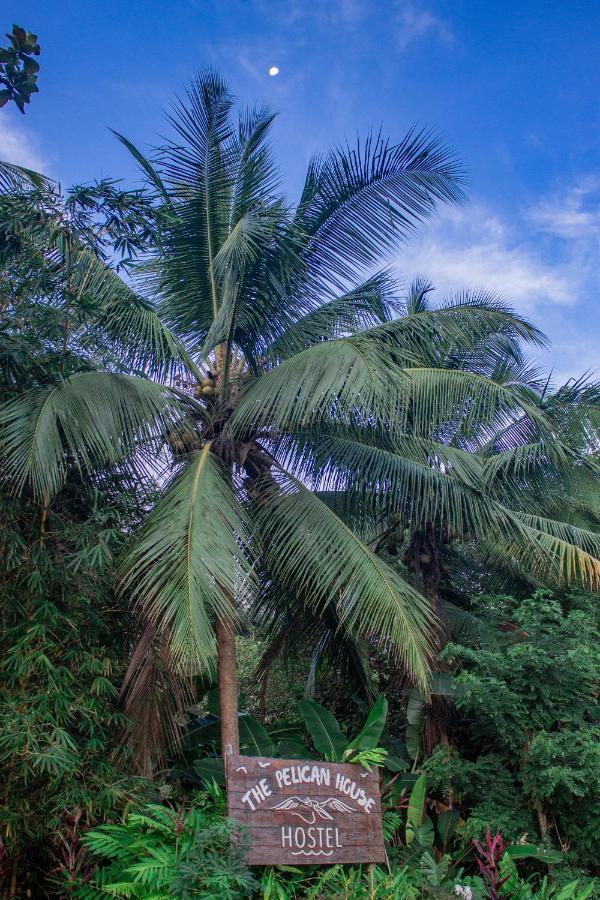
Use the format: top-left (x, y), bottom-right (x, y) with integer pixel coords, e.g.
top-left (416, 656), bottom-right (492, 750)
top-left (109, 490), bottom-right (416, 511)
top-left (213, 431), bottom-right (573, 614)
top-left (428, 589), bottom-right (600, 871)
top-left (0, 68), bottom-right (598, 898)
top-left (0, 24), bottom-right (40, 113)
top-left (72, 790), bottom-right (257, 899)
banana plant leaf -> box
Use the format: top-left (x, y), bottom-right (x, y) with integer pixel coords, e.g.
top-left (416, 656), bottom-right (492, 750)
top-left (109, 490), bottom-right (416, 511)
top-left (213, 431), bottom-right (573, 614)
top-left (298, 699), bottom-right (347, 761)
top-left (238, 713), bottom-right (276, 756)
top-left (505, 844), bottom-right (563, 864)
top-left (277, 739), bottom-right (311, 759)
top-left (406, 773), bottom-right (427, 845)
top-left (193, 756), bottom-right (225, 786)
top-left (345, 693), bottom-right (388, 752)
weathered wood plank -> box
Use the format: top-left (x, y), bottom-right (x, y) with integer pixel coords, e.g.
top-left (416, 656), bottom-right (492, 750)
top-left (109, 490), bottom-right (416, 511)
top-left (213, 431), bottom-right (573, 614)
top-left (226, 754), bottom-right (386, 865)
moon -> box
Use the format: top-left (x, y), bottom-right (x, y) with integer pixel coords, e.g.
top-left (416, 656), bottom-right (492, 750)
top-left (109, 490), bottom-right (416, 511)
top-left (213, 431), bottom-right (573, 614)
top-left (268, 66), bottom-right (280, 77)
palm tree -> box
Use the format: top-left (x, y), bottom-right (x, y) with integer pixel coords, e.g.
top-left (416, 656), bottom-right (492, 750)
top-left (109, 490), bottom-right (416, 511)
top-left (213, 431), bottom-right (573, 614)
top-left (1, 73), bottom-right (598, 768)
top-left (248, 280), bottom-right (600, 715)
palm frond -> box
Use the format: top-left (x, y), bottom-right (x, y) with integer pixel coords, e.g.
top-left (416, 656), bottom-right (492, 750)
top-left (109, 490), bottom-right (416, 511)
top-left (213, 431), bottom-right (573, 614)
top-left (489, 509), bottom-right (600, 591)
top-left (230, 104), bottom-right (280, 220)
top-left (229, 334), bottom-right (405, 437)
top-left (0, 159), bottom-right (51, 192)
top-left (119, 619), bottom-right (194, 777)
top-left (154, 71), bottom-right (235, 341)
top-left (403, 366), bottom-right (553, 440)
top-left (111, 131), bottom-right (171, 202)
top-left (292, 128), bottom-right (465, 292)
top-left (119, 445), bottom-right (252, 670)
top-left (256, 471), bottom-right (435, 689)
top-left (230, 331), bottom-right (552, 443)
top-left (253, 580), bottom-right (376, 701)
top-left (481, 439), bottom-right (573, 485)
top-left (266, 271), bottom-right (397, 361)
top-left (70, 245), bottom-right (202, 379)
top-left (274, 428), bottom-right (497, 538)
top-left (401, 275), bottom-right (435, 314)
top-left (0, 373), bottom-right (183, 499)
top-left (201, 202), bottom-right (285, 361)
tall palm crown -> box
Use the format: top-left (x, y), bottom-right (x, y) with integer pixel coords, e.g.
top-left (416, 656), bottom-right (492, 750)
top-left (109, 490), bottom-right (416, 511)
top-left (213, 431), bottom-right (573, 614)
top-left (1, 73), bottom-right (598, 760)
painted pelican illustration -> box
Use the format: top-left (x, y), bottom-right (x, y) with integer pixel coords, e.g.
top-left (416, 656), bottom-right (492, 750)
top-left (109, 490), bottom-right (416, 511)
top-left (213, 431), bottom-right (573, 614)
top-left (270, 796), bottom-right (356, 824)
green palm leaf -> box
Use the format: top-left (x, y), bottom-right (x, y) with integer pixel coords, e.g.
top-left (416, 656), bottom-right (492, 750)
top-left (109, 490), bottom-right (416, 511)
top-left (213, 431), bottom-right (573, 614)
top-left (120, 445), bottom-right (251, 670)
top-left (292, 128), bottom-right (465, 290)
top-left (0, 159), bottom-right (51, 192)
top-left (257, 471), bottom-right (434, 689)
top-left (276, 428), bottom-right (497, 537)
top-left (0, 372), bottom-right (182, 499)
top-left (266, 271), bottom-right (396, 360)
top-left (69, 245), bottom-right (201, 380)
top-left (506, 511), bottom-right (600, 589)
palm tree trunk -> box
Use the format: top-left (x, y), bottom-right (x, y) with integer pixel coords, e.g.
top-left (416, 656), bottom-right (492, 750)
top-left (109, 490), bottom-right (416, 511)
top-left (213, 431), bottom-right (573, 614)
top-left (215, 613), bottom-right (240, 757)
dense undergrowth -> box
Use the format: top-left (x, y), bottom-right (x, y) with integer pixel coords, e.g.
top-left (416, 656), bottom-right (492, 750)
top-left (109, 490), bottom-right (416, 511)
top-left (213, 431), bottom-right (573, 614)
top-left (1, 496), bottom-right (597, 898)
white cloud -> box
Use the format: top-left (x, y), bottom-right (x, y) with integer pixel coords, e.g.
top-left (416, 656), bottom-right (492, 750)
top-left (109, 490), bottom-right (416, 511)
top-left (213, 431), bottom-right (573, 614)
top-left (527, 176), bottom-right (600, 240)
top-left (0, 114), bottom-right (46, 172)
top-left (396, 203), bottom-right (574, 310)
top-left (262, 0), bottom-right (366, 30)
top-left (394, 178), bottom-right (600, 380)
top-left (396, 1), bottom-right (454, 49)
top-left (257, 0), bottom-right (453, 44)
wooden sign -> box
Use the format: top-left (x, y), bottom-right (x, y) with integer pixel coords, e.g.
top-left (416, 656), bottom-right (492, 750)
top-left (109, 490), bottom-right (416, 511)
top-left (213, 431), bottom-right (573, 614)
top-left (226, 754), bottom-right (386, 865)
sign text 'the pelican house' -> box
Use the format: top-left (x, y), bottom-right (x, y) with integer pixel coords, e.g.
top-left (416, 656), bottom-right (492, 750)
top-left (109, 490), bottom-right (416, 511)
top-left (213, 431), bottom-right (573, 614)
top-left (226, 755), bottom-right (386, 865)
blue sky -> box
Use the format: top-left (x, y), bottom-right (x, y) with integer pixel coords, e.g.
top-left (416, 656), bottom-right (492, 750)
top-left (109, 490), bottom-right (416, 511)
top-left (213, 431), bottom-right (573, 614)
top-left (2, 0), bottom-right (599, 382)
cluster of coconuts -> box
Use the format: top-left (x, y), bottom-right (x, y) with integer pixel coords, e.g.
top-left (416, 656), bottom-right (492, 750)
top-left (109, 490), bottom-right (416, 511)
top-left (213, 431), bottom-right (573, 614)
top-left (194, 371), bottom-right (216, 398)
top-left (403, 540), bottom-right (452, 575)
top-left (166, 426), bottom-right (202, 456)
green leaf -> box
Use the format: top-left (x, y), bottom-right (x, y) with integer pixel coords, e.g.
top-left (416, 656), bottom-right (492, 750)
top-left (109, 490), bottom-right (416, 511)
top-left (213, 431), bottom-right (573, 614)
top-left (407, 686), bottom-right (425, 725)
top-left (238, 714), bottom-right (276, 756)
top-left (420, 850), bottom-right (450, 886)
top-left (344, 747), bottom-right (388, 771)
top-left (193, 756), bottom-right (225, 786)
top-left (505, 844), bottom-right (563, 864)
top-left (266, 721), bottom-right (306, 743)
top-left (414, 816), bottom-right (435, 849)
top-left (277, 740), bottom-right (311, 759)
top-left (259, 475), bottom-right (434, 690)
top-left (206, 686), bottom-right (220, 716)
top-left (120, 446), bottom-right (252, 670)
top-left (0, 372), bottom-right (184, 500)
top-left (555, 883), bottom-right (596, 900)
top-left (437, 808), bottom-right (460, 845)
top-left (298, 699), bottom-right (347, 761)
top-left (383, 754), bottom-right (408, 773)
top-left (405, 725), bottom-right (421, 761)
top-left (406, 685), bottom-right (425, 759)
top-left (406, 773), bottom-right (426, 845)
top-left (345, 693), bottom-right (388, 752)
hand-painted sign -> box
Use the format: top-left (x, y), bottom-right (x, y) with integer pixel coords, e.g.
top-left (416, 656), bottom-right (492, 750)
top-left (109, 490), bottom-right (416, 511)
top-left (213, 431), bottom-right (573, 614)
top-left (226, 754), bottom-right (386, 865)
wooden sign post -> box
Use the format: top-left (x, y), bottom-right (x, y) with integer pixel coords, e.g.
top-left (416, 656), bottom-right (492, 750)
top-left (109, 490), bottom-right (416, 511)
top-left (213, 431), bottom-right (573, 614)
top-left (226, 754), bottom-right (386, 865)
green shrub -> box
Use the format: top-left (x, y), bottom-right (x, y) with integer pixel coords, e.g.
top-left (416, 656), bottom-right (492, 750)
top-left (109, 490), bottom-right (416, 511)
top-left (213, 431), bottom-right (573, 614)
top-left (75, 788), bottom-right (257, 899)
top-left (0, 487), bottom-right (151, 894)
top-left (436, 590), bottom-right (600, 869)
